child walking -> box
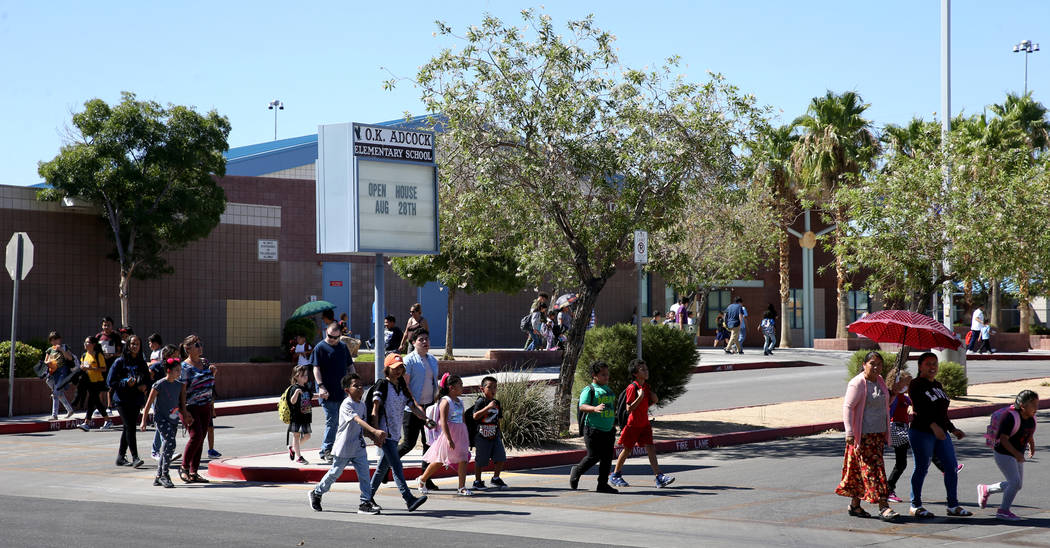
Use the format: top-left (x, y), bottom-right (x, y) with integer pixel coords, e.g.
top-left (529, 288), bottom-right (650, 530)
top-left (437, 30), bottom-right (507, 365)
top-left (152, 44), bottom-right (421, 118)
top-left (977, 318), bottom-right (994, 354)
top-left (417, 374), bottom-right (474, 496)
top-left (140, 358), bottom-right (192, 488)
top-left (570, 361), bottom-right (619, 493)
top-left (286, 365), bottom-right (313, 464)
top-left (609, 360), bottom-right (675, 489)
top-left (977, 390), bottom-right (1039, 520)
top-left (471, 376), bottom-right (508, 490)
top-left (309, 373), bottom-right (387, 515)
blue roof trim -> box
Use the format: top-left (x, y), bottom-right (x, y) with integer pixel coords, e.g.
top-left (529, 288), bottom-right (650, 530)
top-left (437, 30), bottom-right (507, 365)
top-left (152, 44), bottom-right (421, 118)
top-left (225, 134), bottom-right (318, 161)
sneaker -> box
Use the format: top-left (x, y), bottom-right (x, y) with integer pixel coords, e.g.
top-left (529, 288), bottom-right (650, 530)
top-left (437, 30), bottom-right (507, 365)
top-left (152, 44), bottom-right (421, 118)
top-left (308, 490), bottom-right (323, 512)
top-left (977, 484), bottom-right (989, 509)
top-left (288, 446), bottom-right (295, 461)
top-left (417, 480), bottom-right (430, 495)
top-left (296, 456), bottom-right (308, 465)
top-left (957, 463), bottom-right (964, 473)
top-left (490, 477), bottom-right (507, 489)
top-left (569, 465), bottom-right (580, 490)
top-left (407, 495), bottom-right (428, 512)
top-left (115, 457), bottom-right (129, 467)
top-left (50, 414), bottom-right (58, 421)
top-left (78, 422), bottom-right (91, 432)
top-left (608, 473), bottom-right (630, 488)
top-left (367, 499), bottom-right (383, 511)
top-left (159, 476), bottom-right (174, 489)
top-left (996, 510), bottom-right (1021, 521)
top-left (887, 492), bottom-right (903, 503)
top-left (596, 484), bottom-right (619, 494)
top-left (101, 421), bottom-right (113, 430)
top-left (207, 449), bottom-right (222, 458)
top-left (656, 474), bottom-right (676, 488)
top-left (151, 451), bottom-right (160, 461)
top-left (472, 480), bottom-right (487, 490)
top-left (357, 501), bottom-right (381, 515)
top-left (153, 478), bottom-right (162, 487)
top-left (93, 410), bottom-right (102, 418)
top-left (130, 458), bottom-right (144, 469)
top-left (457, 488), bottom-right (473, 496)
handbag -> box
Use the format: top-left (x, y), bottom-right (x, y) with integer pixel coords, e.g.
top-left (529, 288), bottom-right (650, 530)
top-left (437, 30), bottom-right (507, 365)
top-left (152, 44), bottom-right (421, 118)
top-left (890, 422), bottom-right (910, 448)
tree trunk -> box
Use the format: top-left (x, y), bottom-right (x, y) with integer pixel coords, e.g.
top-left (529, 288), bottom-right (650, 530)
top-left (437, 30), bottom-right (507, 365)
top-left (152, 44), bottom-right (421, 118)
top-left (443, 287), bottom-right (455, 360)
top-left (694, 287), bottom-right (709, 335)
top-left (778, 230), bottom-right (792, 348)
top-left (963, 279), bottom-right (973, 311)
top-left (554, 280), bottom-right (605, 435)
top-left (834, 209), bottom-right (849, 339)
top-left (1018, 273), bottom-right (1031, 336)
top-left (119, 269), bottom-right (131, 327)
top-left (989, 278), bottom-right (1001, 329)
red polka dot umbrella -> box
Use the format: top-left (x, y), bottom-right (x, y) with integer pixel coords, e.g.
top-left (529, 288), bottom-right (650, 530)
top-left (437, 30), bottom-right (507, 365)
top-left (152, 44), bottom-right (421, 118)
top-left (847, 309), bottom-right (962, 351)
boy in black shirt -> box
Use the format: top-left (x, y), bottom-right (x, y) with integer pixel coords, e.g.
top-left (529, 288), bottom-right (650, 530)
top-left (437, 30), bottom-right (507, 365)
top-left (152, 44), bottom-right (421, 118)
top-left (471, 376), bottom-right (508, 490)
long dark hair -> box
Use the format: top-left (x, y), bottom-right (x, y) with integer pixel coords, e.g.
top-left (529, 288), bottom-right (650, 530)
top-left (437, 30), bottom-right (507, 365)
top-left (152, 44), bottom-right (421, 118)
top-left (123, 334), bottom-right (145, 365)
top-left (438, 373), bottom-right (462, 399)
top-left (84, 335), bottom-right (103, 363)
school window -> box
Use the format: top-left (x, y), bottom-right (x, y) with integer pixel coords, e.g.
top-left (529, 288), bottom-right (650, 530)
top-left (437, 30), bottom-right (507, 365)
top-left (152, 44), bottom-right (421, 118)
top-left (706, 290), bottom-right (732, 329)
top-left (848, 290), bottom-right (870, 323)
top-left (788, 289), bottom-right (804, 329)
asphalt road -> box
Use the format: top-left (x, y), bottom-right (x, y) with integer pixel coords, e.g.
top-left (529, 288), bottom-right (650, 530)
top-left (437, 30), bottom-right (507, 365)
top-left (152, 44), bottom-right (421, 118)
top-left (4, 414), bottom-right (1050, 546)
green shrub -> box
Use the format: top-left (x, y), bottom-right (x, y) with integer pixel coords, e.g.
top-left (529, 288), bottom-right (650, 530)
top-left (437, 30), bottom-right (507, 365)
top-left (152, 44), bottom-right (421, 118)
top-left (0, 341), bottom-right (44, 378)
top-left (282, 317), bottom-right (317, 359)
top-left (845, 349), bottom-right (899, 380)
top-left (1030, 324), bottom-right (1050, 335)
top-left (573, 323), bottom-right (697, 406)
top-left (936, 361), bottom-right (967, 398)
top-left (487, 369), bottom-right (556, 449)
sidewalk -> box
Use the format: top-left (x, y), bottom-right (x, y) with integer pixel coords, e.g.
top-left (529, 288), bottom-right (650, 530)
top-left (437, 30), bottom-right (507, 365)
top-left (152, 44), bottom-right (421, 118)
top-left (207, 375), bottom-right (1050, 483)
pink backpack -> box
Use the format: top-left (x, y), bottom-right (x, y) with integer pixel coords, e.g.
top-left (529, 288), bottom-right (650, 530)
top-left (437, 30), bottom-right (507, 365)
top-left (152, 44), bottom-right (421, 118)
top-left (984, 406), bottom-right (1023, 447)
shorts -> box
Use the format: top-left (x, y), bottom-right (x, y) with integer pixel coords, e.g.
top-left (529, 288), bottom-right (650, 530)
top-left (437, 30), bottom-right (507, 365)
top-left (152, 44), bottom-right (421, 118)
top-left (618, 423), bottom-right (653, 449)
top-left (288, 421), bottom-right (312, 434)
top-left (474, 435), bottom-right (507, 466)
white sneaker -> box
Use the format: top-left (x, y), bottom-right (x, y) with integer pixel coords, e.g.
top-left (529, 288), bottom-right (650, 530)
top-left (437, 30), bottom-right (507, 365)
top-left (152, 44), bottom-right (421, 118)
top-left (417, 480), bottom-right (430, 495)
top-left (457, 488), bottom-right (473, 496)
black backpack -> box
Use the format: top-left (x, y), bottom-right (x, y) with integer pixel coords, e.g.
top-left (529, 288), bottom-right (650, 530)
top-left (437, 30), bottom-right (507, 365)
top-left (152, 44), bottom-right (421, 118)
top-left (577, 384), bottom-right (596, 435)
top-left (364, 379), bottom-right (391, 428)
top-left (464, 399), bottom-right (479, 448)
top-left (520, 313), bottom-right (532, 333)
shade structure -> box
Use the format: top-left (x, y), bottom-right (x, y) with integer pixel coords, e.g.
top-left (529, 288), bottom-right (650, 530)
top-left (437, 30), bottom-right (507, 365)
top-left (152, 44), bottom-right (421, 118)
top-left (847, 309), bottom-right (961, 350)
top-left (553, 293), bottom-right (579, 309)
top-left (290, 299), bottom-right (336, 320)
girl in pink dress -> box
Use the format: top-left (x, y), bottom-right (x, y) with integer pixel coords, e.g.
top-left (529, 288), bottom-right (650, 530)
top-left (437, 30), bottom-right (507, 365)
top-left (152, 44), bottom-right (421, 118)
top-left (416, 374), bottom-right (473, 495)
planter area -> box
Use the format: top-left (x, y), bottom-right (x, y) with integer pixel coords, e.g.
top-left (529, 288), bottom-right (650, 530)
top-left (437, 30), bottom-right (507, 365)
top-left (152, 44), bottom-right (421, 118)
top-left (813, 337), bottom-right (879, 351)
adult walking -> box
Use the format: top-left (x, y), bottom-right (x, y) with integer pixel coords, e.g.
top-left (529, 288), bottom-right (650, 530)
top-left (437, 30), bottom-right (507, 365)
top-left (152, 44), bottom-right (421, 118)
top-left (398, 329), bottom-right (441, 491)
top-left (77, 336), bottom-right (108, 431)
top-left (43, 331), bottom-right (76, 419)
top-left (907, 352), bottom-right (972, 518)
top-left (525, 302), bottom-right (548, 351)
top-left (178, 334), bottom-right (215, 483)
top-left (107, 335), bottom-right (150, 468)
top-left (723, 297), bottom-right (744, 354)
top-left (399, 303), bottom-right (429, 353)
top-left (836, 351), bottom-right (899, 521)
top-left (968, 305), bottom-right (985, 352)
top-left (311, 323), bottom-right (354, 463)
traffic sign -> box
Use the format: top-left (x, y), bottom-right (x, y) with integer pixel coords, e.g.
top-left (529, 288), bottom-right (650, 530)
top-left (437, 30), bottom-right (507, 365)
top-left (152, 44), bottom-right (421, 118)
top-left (5, 232), bottom-right (32, 281)
top-left (634, 230), bottom-right (648, 264)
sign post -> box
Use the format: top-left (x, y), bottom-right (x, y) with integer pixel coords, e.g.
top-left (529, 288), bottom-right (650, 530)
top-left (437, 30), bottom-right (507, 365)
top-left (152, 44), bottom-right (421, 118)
top-left (6, 232), bottom-right (33, 417)
top-left (634, 230), bottom-right (648, 359)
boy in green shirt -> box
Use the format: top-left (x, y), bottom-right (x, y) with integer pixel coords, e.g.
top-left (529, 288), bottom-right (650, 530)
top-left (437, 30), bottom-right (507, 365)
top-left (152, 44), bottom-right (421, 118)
top-left (569, 361), bottom-right (619, 494)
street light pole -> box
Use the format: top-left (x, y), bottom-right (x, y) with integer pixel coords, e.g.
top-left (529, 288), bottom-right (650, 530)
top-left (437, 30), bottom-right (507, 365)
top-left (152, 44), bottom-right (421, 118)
top-left (267, 99), bottom-right (284, 140)
top-left (1013, 40), bottom-right (1040, 94)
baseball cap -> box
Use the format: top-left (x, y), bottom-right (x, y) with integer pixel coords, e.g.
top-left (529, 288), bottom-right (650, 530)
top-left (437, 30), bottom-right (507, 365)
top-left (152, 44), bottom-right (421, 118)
top-left (384, 353), bottom-right (404, 368)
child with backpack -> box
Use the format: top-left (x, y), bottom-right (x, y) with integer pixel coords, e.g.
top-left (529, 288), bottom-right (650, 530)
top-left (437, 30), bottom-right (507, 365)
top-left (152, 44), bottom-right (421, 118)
top-left (609, 359), bottom-right (675, 489)
top-left (285, 365), bottom-right (313, 464)
top-left (977, 389), bottom-right (1039, 520)
top-left (570, 361), bottom-right (619, 493)
top-left (415, 374), bottom-right (474, 496)
top-left (308, 373), bottom-right (387, 515)
top-left (471, 376), bottom-right (508, 490)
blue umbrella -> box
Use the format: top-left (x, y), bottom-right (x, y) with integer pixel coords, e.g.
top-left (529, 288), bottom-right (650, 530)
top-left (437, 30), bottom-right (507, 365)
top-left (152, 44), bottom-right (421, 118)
top-left (290, 300), bottom-right (336, 320)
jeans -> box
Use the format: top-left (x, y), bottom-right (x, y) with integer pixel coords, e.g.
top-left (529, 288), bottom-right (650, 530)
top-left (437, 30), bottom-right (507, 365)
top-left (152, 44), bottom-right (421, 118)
top-left (369, 437), bottom-right (415, 503)
top-left (573, 426), bottom-right (615, 487)
top-left (319, 398), bottom-right (342, 455)
top-left (314, 454), bottom-right (373, 504)
top-left (762, 333), bottom-right (776, 354)
top-left (908, 428), bottom-right (959, 508)
top-left (45, 372), bottom-right (74, 416)
top-left (989, 451), bottom-right (1024, 512)
top-left (525, 331), bottom-right (543, 351)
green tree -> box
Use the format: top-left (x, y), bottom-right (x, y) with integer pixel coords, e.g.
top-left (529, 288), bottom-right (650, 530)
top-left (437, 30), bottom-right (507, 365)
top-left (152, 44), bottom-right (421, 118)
top-left (38, 92), bottom-right (230, 326)
top-left (397, 11), bottom-right (761, 431)
top-left (792, 91), bottom-right (879, 339)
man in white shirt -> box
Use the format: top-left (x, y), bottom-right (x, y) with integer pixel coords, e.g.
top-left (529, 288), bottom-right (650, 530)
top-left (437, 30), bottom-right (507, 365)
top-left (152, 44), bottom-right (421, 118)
top-left (968, 305), bottom-right (985, 352)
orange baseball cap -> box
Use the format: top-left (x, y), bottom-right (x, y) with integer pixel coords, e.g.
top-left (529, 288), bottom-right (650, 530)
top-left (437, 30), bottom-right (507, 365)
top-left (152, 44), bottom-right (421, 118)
top-left (383, 353), bottom-right (404, 368)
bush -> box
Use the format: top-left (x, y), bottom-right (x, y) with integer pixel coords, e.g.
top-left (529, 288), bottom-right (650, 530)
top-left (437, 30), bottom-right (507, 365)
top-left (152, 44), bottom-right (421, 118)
top-left (487, 369), bottom-right (556, 449)
top-left (845, 349), bottom-right (899, 380)
top-left (936, 361), bottom-right (967, 398)
top-left (573, 323), bottom-right (697, 407)
top-left (282, 317), bottom-right (317, 359)
top-left (0, 341), bottom-right (44, 378)
top-left (1030, 324), bottom-right (1050, 335)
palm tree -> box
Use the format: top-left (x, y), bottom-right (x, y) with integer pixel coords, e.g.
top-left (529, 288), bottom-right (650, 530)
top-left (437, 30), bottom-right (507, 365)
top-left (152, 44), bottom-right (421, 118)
top-left (792, 91), bottom-right (879, 339)
top-left (752, 123), bottom-right (798, 347)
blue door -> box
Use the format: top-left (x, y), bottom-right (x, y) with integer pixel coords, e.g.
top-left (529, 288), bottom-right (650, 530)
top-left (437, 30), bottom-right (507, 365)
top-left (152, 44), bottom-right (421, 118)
top-left (322, 262), bottom-right (351, 330)
top-left (418, 281), bottom-right (448, 348)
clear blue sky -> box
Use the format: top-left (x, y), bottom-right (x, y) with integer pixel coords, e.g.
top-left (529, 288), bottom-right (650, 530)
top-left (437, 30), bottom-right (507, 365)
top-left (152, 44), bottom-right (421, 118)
top-left (2, 0), bottom-right (1047, 186)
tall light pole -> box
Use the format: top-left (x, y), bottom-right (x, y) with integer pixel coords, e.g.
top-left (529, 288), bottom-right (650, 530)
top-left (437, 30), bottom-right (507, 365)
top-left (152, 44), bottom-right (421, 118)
top-left (267, 99), bottom-right (284, 140)
top-left (1013, 40), bottom-right (1040, 94)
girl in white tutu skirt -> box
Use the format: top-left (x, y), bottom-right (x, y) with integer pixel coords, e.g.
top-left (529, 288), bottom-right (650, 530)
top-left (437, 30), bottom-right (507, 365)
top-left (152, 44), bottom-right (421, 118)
top-left (417, 373), bottom-right (473, 495)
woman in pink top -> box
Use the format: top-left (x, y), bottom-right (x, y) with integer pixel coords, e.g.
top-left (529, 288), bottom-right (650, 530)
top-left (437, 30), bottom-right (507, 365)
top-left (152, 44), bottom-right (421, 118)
top-left (836, 351), bottom-right (899, 521)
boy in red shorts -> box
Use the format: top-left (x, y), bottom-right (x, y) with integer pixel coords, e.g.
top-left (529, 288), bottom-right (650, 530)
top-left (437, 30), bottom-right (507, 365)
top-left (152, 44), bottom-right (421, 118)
top-left (608, 359), bottom-right (675, 488)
